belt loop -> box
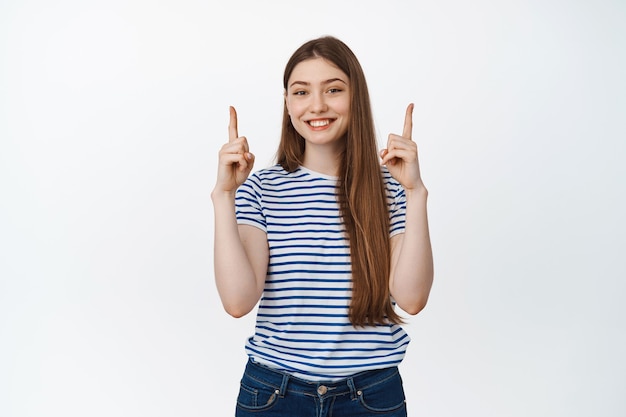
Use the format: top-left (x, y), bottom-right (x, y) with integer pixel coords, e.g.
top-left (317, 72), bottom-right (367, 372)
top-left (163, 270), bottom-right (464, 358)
top-left (347, 377), bottom-right (357, 400)
top-left (279, 373), bottom-right (290, 398)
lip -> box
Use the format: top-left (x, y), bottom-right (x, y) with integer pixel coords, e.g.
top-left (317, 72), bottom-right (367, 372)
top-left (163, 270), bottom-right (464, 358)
top-left (306, 118), bottom-right (336, 130)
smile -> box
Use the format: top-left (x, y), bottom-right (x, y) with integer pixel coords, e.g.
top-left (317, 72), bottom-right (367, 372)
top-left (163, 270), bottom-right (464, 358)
top-left (307, 119), bottom-right (334, 128)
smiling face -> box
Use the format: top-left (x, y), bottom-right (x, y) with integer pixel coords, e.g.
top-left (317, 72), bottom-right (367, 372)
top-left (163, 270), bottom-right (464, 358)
top-left (285, 57), bottom-right (351, 152)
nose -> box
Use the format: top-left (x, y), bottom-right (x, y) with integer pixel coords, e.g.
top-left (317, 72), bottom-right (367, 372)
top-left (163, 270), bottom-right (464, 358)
top-left (309, 91), bottom-right (328, 113)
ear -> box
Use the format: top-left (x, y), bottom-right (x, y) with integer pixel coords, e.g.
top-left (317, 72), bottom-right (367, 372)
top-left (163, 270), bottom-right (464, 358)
top-left (283, 89), bottom-right (290, 115)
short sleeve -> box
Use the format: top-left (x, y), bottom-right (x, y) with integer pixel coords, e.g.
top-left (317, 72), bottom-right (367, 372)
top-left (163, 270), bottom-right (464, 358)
top-left (235, 173), bottom-right (267, 232)
top-left (384, 170), bottom-right (406, 237)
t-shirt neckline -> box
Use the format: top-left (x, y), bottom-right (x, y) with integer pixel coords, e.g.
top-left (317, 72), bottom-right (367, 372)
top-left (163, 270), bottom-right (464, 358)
top-left (298, 166), bottom-right (339, 181)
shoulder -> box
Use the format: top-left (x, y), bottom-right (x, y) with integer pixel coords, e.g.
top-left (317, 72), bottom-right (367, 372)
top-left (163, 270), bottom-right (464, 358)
top-left (249, 164), bottom-right (309, 181)
top-left (250, 164), bottom-right (287, 177)
top-left (247, 165), bottom-right (325, 189)
top-left (236, 166), bottom-right (291, 211)
top-left (380, 166), bottom-right (405, 196)
top-left (240, 165), bottom-right (285, 190)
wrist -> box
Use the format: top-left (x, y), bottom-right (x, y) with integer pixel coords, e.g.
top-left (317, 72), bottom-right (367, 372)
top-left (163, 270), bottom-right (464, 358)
top-left (211, 188), bottom-right (237, 203)
top-left (404, 183), bottom-right (428, 200)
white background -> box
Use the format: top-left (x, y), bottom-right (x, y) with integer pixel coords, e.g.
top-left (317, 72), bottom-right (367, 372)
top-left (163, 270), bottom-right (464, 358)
top-left (1, 1), bottom-right (625, 416)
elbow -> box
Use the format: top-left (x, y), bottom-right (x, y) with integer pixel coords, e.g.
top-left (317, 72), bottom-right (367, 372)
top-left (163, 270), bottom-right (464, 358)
top-left (217, 287), bottom-right (261, 318)
top-left (223, 303), bottom-right (253, 319)
top-left (400, 297), bottom-right (429, 316)
top-left (226, 309), bottom-right (247, 319)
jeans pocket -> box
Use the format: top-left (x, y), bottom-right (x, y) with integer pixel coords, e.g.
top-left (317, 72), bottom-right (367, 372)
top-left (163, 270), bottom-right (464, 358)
top-left (356, 371), bottom-right (407, 414)
top-left (236, 375), bottom-right (280, 412)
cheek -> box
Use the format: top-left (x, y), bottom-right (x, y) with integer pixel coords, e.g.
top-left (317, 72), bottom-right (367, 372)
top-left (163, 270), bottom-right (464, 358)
top-left (344, 99), bottom-right (352, 113)
top-left (336, 98), bottom-right (351, 117)
top-left (289, 114), bottom-right (297, 127)
top-left (286, 110), bottom-right (303, 132)
top-left (286, 101), bottom-right (304, 118)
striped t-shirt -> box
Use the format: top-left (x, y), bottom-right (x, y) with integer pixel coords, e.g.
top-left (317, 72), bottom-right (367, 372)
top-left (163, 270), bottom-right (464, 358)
top-left (235, 164), bottom-right (409, 381)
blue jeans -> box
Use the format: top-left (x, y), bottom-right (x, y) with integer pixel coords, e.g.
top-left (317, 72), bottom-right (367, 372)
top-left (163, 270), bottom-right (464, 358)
top-left (235, 359), bottom-right (407, 417)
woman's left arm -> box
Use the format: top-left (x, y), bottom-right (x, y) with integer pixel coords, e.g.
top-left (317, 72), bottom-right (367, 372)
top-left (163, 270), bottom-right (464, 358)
top-left (380, 103), bottom-right (434, 315)
top-left (389, 189), bottom-right (433, 315)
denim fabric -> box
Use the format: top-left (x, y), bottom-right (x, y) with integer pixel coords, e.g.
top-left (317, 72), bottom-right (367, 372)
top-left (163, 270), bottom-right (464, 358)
top-left (235, 359), bottom-right (407, 417)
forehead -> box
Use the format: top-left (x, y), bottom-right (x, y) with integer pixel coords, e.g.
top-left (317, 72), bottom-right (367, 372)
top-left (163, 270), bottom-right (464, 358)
top-left (287, 57), bottom-right (349, 86)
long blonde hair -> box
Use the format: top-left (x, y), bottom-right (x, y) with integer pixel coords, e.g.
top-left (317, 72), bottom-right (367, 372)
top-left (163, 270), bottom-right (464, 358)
top-left (277, 36), bottom-right (401, 326)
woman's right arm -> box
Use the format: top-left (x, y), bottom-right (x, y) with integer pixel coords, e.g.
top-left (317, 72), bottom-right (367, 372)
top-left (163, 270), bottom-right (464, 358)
top-left (212, 194), bottom-right (268, 318)
top-left (211, 107), bottom-right (268, 318)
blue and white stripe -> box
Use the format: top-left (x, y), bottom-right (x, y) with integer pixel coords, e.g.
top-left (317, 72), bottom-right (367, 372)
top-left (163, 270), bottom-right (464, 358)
top-left (235, 165), bottom-right (408, 381)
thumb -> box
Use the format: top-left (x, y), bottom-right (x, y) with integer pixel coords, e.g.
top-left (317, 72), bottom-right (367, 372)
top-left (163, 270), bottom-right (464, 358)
top-left (241, 152), bottom-right (255, 171)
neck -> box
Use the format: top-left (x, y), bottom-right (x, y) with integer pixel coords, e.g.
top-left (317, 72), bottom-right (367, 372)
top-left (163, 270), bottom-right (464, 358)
top-left (301, 143), bottom-right (343, 177)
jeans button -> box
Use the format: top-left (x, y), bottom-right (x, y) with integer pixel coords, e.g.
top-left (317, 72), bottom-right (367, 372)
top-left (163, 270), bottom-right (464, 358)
top-left (317, 385), bottom-right (328, 395)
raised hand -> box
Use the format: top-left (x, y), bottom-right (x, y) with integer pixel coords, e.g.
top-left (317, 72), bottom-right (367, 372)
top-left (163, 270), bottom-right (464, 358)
top-left (214, 106), bottom-right (255, 194)
top-left (380, 103), bottom-right (425, 191)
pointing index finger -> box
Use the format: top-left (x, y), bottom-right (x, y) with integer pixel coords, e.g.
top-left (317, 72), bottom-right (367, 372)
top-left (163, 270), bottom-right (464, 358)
top-left (228, 106), bottom-right (238, 142)
top-left (403, 103), bottom-right (414, 140)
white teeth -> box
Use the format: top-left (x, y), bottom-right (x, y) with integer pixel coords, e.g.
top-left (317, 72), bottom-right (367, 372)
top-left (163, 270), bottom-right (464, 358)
top-left (309, 119), bottom-right (330, 127)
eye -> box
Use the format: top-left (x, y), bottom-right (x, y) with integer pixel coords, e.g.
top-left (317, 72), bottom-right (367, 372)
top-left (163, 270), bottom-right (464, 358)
top-left (292, 90), bottom-right (307, 96)
top-left (328, 88), bottom-right (342, 94)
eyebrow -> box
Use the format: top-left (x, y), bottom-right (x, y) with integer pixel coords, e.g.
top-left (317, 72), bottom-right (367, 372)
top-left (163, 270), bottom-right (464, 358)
top-left (288, 78), bottom-right (348, 88)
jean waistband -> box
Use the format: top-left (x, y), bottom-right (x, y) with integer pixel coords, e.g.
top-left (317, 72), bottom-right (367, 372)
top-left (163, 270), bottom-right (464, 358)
top-left (243, 358), bottom-right (400, 398)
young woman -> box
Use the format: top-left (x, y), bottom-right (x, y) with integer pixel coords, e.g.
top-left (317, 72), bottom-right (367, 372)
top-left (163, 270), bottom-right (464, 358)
top-left (212, 36), bottom-right (433, 417)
